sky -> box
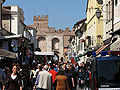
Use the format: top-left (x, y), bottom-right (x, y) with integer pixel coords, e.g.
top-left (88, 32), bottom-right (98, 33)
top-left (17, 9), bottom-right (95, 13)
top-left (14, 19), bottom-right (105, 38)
top-left (3, 0), bottom-right (87, 30)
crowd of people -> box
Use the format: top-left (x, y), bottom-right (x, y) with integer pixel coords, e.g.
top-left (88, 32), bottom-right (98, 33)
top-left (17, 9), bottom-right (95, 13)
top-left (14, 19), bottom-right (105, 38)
top-left (0, 61), bottom-right (91, 90)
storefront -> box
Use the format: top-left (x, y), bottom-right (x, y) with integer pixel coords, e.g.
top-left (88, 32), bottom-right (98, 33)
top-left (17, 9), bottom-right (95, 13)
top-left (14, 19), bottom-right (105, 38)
top-left (0, 48), bottom-right (16, 58)
top-left (0, 34), bottom-right (31, 66)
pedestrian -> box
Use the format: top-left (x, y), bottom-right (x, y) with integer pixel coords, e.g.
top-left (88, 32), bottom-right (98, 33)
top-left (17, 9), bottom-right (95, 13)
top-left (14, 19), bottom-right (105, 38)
top-left (54, 70), bottom-right (70, 90)
top-left (0, 68), bottom-right (6, 90)
top-left (3, 67), bottom-right (11, 90)
top-left (34, 65), bottom-right (52, 90)
top-left (69, 66), bottom-right (78, 90)
top-left (30, 66), bottom-right (37, 89)
top-left (4, 67), bottom-right (10, 77)
top-left (36, 64), bottom-right (43, 77)
top-left (62, 63), bottom-right (67, 70)
top-left (49, 65), bottom-right (58, 90)
top-left (78, 66), bottom-right (84, 89)
top-left (2, 63), bottom-right (23, 90)
top-left (84, 66), bottom-right (91, 90)
top-left (53, 64), bottom-right (58, 72)
top-left (64, 67), bottom-right (73, 90)
top-left (49, 65), bottom-right (58, 84)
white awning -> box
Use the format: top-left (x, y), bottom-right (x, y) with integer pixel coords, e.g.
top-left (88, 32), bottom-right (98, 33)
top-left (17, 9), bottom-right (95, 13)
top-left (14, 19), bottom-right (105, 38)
top-left (0, 34), bottom-right (23, 39)
top-left (0, 49), bottom-right (16, 59)
top-left (34, 51), bottom-right (54, 55)
top-left (110, 38), bottom-right (120, 51)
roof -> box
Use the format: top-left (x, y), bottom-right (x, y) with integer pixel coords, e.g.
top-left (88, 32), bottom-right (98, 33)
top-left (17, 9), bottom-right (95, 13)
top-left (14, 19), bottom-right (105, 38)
top-left (2, 6), bottom-right (11, 14)
top-left (77, 18), bottom-right (87, 25)
top-left (34, 51), bottom-right (54, 55)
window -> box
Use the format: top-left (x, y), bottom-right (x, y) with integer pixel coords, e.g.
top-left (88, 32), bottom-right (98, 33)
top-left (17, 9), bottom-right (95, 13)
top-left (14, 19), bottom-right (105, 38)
top-left (108, 1), bottom-right (110, 20)
top-left (106, 4), bottom-right (108, 21)
top-left (52, 38), bottom-right (59, 50)
top-left (107, 1), bottom-right (112, 21)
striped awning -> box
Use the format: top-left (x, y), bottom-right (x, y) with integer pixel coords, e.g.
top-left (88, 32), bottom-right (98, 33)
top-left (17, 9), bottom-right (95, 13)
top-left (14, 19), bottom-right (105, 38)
top-left (95, 43), bottom-right (110, 55)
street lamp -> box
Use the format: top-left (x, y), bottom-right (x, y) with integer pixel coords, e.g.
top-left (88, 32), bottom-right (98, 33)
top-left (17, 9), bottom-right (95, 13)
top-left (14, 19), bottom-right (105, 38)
top-left (0, 0), bottom-right (5, 31)
top-left (95, 8), bottom-right (102, 19)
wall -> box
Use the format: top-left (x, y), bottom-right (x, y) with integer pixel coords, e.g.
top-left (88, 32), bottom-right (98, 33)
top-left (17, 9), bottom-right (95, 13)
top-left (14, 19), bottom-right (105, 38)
top-left (103, 0), bottom-right (113, 41)
top-left (2, 15), bottom-right (11, 32)
top-left (114, 0), bottom-right (120, 31)
top-left (110, 0), bottom-right (120, 50)
top-left (10, 6), bottom-right (25, 35)
top-left (86, 0), bottom-right (103, 47)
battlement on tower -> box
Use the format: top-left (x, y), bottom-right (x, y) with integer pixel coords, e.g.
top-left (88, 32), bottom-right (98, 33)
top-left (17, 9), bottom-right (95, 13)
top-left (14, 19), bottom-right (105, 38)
top-left (33, 15), bottom-right (48, 21)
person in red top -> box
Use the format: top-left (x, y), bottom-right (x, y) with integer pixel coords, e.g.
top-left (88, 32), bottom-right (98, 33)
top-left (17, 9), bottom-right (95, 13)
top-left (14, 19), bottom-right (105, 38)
top-left (49, 65), bottom-right (58, 84)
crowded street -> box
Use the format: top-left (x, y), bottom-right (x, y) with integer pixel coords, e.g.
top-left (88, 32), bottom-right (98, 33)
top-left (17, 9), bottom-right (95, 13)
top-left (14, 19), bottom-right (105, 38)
top-left (1, 0), bottom-right (120, 90)
top-left (0, 59), bottom-right (91, 90)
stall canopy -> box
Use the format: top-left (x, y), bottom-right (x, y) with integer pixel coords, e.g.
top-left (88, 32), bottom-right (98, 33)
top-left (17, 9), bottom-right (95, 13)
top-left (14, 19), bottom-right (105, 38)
top-left (0, 34), bottom-right (23, 39)
top-left (34, 51), bottom-right (54, 56)
top-left (0, 49), bottom-right (16, 59)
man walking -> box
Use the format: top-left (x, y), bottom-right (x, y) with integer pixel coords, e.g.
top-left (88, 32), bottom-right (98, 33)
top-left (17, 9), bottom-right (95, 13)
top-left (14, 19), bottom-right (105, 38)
top-left (0, 68), bottom-right (6, 90)
top-left (34, 65), bottom-right (52, 90)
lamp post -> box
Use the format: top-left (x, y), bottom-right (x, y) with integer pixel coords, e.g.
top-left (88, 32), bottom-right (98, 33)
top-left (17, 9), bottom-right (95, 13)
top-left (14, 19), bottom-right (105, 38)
top-left (0, 0), bottom-right (5, 32)
top-left (95, 8), bottom-right (102, 19)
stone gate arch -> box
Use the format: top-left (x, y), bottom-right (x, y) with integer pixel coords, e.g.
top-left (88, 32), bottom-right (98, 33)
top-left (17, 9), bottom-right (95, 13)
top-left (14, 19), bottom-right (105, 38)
top-left (52, 38), bottom-right (59, 50)
top-left (37, 37), bottom-right (46, 52)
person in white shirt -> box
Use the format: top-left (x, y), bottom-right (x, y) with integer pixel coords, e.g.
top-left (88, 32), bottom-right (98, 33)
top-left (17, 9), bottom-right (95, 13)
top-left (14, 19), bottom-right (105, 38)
top-left (34, 65), bottom-right (52, 90)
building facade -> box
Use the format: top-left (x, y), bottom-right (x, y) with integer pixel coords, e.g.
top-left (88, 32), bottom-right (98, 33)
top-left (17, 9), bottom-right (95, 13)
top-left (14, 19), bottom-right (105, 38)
top-left (110, 0), bottom-right (120, 50)
top-left (29, 15), bottom-right (75, 62)
top-left (2, 6), bottom-right (25, 35)
top-left (103, 0), bottom-right (113, 44)
top-left (86, 0), bottom-right (103, 49)
top-left (73, 18), bottom-right (87, 63)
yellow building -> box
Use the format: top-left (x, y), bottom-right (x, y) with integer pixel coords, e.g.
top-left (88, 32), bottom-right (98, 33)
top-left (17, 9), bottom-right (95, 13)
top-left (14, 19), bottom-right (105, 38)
top-left (86, 0), bottom-right (103, 48)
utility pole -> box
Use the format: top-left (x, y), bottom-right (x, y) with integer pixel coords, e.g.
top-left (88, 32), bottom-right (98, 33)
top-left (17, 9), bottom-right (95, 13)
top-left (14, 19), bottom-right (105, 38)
top-left (0, 0), bottom-right (5, 32)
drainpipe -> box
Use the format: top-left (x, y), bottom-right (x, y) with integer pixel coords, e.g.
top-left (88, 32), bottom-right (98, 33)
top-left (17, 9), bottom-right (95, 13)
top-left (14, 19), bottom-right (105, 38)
top-left (112, 0), bottom-right (114, 32)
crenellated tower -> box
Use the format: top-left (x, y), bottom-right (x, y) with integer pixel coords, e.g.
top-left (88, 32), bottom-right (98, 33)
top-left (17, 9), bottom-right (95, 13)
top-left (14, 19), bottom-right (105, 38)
top-left (33, 15), bottom-right (48, 29)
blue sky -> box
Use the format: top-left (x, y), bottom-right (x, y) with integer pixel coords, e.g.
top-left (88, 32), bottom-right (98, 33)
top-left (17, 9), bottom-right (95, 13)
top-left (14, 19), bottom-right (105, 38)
top-left (3, 0), bottom-right (87, 30)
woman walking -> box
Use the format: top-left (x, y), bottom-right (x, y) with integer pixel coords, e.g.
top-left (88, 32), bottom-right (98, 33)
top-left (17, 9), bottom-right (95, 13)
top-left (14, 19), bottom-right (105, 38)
top-left (54, 70), bottom-right (70, 90)
top-left (3, 63), bottom-right (22, 90)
